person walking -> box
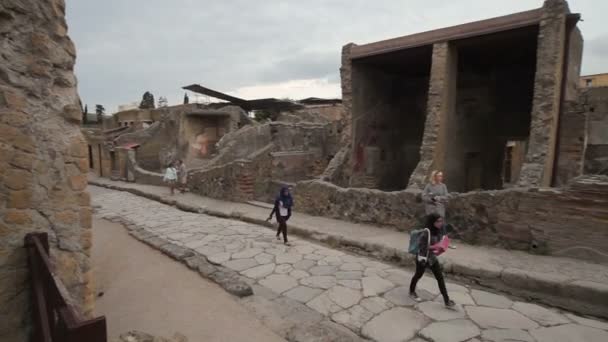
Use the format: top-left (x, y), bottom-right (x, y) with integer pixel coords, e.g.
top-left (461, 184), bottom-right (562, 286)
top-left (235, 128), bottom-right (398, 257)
top-left (422, 170), bottom-right (448, 217)
top-left (177, 159), bottom-right (187, 193)
top-left (409, 213), bottom-right (456, 308)
top-left (266, 187), bottom-right (293, 246)
top-left (163, 161), bottom-right (178, 196)
top-left (423, 170), bottom-right (457, 249)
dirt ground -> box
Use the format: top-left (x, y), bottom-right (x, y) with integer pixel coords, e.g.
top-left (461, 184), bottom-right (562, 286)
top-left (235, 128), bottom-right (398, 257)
top-left (91, 217), bottom-right (285, 342)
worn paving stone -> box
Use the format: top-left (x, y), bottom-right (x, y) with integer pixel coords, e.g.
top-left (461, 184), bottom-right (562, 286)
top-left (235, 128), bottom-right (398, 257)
top-left (481, 328), bottom-right (535, 342)
top-left (331, 305), bottom-right (374, 332)
top-left (338, 280), bottom-right (362, 290)
top-left (275, 264), bottom-right (293, 274)
top-left (565, 313), bottom-right (608, 331)
top-left (363, 268), bottom-right (388, 278)
top-left (259, 274), bottom-right (299, 294)
top-left (300, 276), bottom-right (337, 290)
top-left (335, 271), bottom-right (363, 280)
top-left (309, 265), bottom-right (338, 276)
top-left (383, 286), bottom-right (417, 307)
top-left (275, 253), bottom-right (302, 264)
top-left (471, 289), bottom-right (514, 309)
top-left (231, 248), bottom-right (263, 259)
top-left (303, 254), bottom-right (325, 261)
top-left (224, 258), bottom-right (258, 272)
top-left (530, 323), bottom-right (608, 342)
top-left (315, 249), bottom-right (344, 257)
top-left (512, 302), bottom-right (570, 326)
top-left (384, 269), bottom-right (412, 286)
top-left (360, 297), bottom-right (393, 314)
top-left (293, 259), bottom-right (316, 270)
top-left (339, 263), bottom-right (364, 271)
top-left (419, 319), bottom-right (480, 342)
top-left (327, 286), bottom-right (363, 309)
top-left (195, 245), bottom-right (225, 256)
top-left (417, 301), bottom-right (465, 321)
top-left (254, 253), bottom-right (274, 265)
top-left (286, 320), bottom-right (366, 342)
top-left (434, 291), bottom-right (475, 306)
top-left (362, 276), bottom-right (395, 297)
top-left (241, 263), bottom-right (275, 279)
top-left (361, 307), bottom-right (428, 342)
top-left (306, 292), bottom-right (343, 316)
top-left (206, 252), bottom-right (231, 265)
top-left (283, 286), bottom-right (324, 303)
top-left (293, 245), bottom-right (316, 254)
top-left (289, 270), bottom-right (310, 280)
top-left (319, 256), bottom-right (343, 266)
top-left (466, 306), bottom-right (539, 330)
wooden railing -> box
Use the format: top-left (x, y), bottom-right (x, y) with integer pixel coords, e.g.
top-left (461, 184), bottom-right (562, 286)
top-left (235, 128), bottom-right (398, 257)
top-left (24, 233), bottom-right (107, 342)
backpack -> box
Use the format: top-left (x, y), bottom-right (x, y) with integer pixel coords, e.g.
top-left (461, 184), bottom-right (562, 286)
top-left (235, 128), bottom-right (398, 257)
top-left (408, 228), bottom-right (430, 255)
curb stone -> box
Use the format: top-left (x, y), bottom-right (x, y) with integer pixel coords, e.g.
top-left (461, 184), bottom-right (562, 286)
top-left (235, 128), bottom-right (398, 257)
top-left (89, 180), bottom-right (608, 319)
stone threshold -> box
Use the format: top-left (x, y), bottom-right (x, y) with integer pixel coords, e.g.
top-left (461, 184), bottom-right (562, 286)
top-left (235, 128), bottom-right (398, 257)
top-left (89, 179), bottom-right (608, 320)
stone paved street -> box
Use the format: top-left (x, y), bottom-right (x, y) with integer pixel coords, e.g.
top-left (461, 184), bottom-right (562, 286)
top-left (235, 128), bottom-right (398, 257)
top-left (91, 186), bottom-right (608, 342)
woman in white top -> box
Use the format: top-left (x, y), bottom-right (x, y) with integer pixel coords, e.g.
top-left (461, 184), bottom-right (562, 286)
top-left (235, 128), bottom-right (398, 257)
top-left (163, 162), bottom-right (178, 195)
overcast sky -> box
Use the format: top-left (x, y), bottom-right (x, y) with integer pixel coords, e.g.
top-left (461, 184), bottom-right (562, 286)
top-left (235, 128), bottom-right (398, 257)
top-left (66, 0), bottom-right (607, 113)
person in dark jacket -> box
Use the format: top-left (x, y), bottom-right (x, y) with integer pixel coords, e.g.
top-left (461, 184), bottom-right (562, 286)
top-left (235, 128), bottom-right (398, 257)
top-left (266, 187), bottom-right (293, 246)
top-left (409, 213), bottom-right (455, 308)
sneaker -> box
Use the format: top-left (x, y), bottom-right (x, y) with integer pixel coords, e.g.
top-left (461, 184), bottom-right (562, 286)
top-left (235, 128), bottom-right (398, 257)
top-left (409, 292), bottom-right (422, 302)
top-left (276, 235), bottom-right (281, 241)
top-left (449, 245), bottom-right (457, 249)
top-left (445, 300), bottom-right (456, 309)
top-left (284, 242), bottom-right (292, 246)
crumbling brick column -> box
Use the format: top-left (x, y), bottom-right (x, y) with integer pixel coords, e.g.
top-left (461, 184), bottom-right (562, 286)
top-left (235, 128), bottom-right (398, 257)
top-left (408, 42), bottom-right (458, 189)
top-left (0, 1), bottom-right (94, 340)
top-left (340, 43), bottom-right (356, 147)
top-left (518, 0), bottom-right (569, 187)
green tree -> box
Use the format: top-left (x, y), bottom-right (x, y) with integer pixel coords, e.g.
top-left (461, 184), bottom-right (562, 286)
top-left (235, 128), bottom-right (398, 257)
top-left (95, 104), bottom-right (105, 123)
top-left (253, 110), bottom-right (273, 122)
top-left (139, 91), bottom-right (156, 109)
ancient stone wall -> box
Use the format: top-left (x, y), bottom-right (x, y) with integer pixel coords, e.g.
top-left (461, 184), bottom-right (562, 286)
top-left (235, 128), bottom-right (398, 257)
top-left (583, 87), bottom-right (608, 175)
top-left (188, 145), bottom-right (274, 202)
top-left (340, 43), bottom-right (355, 147)
top-left (0, 1), bottom-right (93, 340)
top-left (518, 0), bottom-right (569, 187)
top-left (408, 42), bottom-right (456, 189)
top-left (294, 176), bottom-right (608, 262)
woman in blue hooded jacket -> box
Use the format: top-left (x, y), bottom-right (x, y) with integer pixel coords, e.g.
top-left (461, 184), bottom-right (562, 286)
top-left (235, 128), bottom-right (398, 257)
top-left (267, 187), bottom-right (293, 246)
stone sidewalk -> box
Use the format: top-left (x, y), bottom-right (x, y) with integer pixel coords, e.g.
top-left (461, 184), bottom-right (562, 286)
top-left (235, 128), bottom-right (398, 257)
top-left (90, 185), bottom-right (608, 342)
top-left (88, 177), bottom-right (608, 319)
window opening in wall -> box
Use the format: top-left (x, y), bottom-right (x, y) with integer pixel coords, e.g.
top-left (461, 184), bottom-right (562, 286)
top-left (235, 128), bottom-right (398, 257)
top-left (586, 79), bottom-right (593, 87)
top-left (503, 146), bottom-right (514, 183)
top-left (88, 145), bottom-right (93, 169)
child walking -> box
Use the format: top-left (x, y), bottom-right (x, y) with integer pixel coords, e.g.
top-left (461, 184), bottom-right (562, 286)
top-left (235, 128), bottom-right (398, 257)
top-left (163, 162), bottom-right (178, 195)
top-left (409, 213), bottom-right (455, 308)
top-left (267, 187), bottom-right (293, 246)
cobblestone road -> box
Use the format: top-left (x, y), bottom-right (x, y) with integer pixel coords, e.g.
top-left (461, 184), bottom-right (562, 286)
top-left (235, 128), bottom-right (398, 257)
top-left (91, 186), bottom-right (608, 342)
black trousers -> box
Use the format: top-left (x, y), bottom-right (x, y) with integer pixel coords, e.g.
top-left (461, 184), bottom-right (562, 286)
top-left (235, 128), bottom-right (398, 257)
top-left (276, 216), bottom-right (288, 243)
top-left (409, 258), bottom-right (450, 303)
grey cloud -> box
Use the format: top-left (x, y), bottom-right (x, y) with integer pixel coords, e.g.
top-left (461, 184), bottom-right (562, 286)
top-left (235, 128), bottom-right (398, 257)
top-left (66, 0), bottom-right (607, 111)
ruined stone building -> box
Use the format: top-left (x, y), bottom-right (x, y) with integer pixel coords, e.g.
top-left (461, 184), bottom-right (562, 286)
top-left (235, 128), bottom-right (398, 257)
top-left (341, 0), bottom-right (585, 192)
top-left (1, 0), bottom-right (94, 340)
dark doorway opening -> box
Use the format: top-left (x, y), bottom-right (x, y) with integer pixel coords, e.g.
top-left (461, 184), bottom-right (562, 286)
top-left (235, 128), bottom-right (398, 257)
top-left (351, 45), bottom-right (433, 191)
